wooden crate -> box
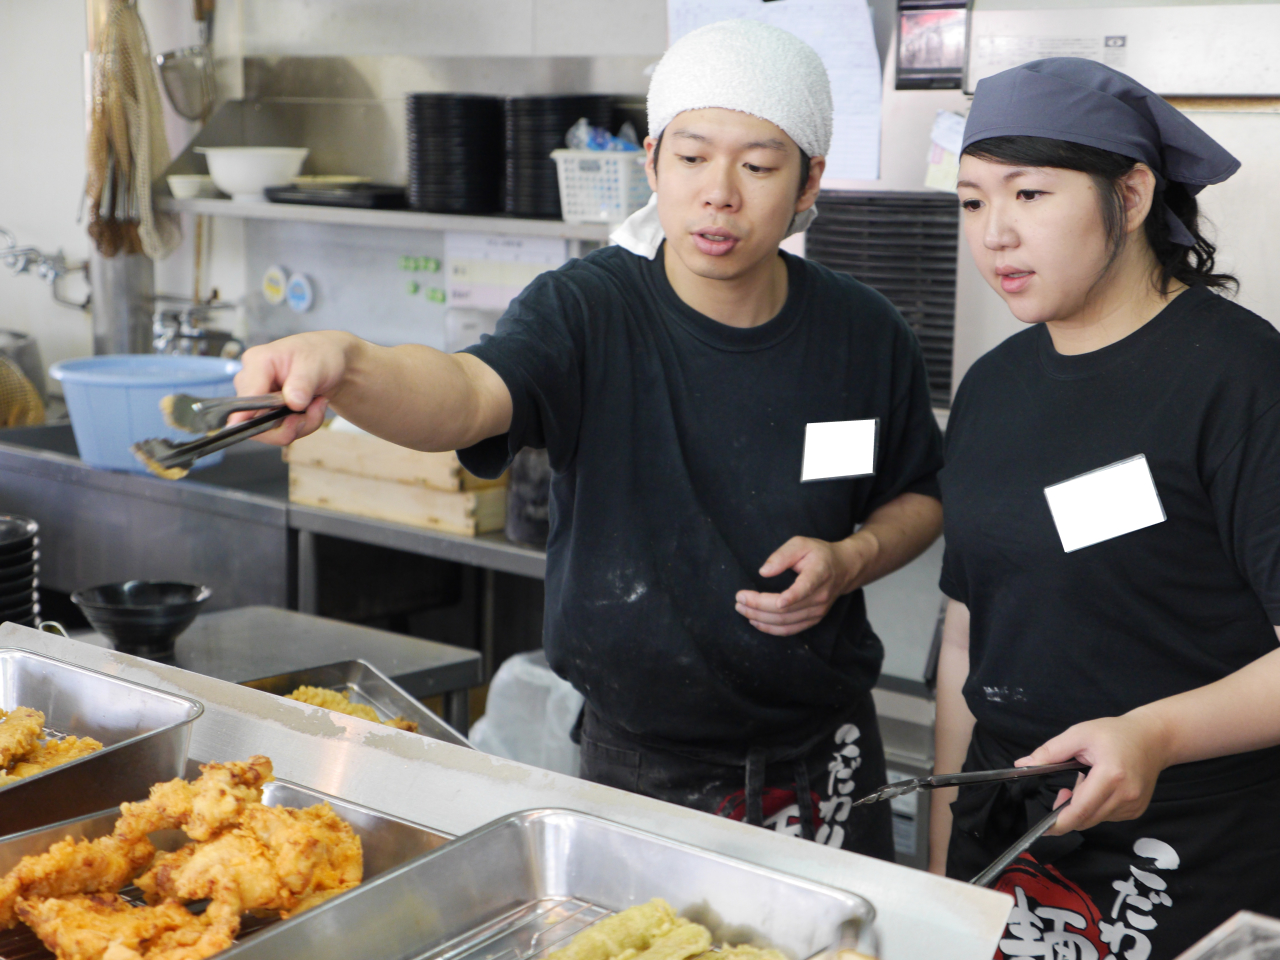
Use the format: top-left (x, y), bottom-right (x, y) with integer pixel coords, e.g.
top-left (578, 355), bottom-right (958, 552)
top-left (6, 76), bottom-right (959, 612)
top-left (284, 426), bottom-right (503, 492)
top-left (289, 463), bottom-right (506, 536)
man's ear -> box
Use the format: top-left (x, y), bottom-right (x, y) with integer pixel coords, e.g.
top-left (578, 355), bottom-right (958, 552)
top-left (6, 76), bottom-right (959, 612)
top-left (797, 156), bottom-right (826, 212)
top-left (644, 135), bottom-right (660, 193)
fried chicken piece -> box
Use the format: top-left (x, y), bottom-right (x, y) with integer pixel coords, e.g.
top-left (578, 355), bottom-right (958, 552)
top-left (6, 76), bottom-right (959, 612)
top-left (285, 687), bottom-right (381, 724)
top-left (0, 833), bottom-right (156, 929)
top-left (135, 803), bottom-right (362, 916)
top-left (115, 756), bottom-right (274, 843)
top-left (0, 706), bottom-right (45, 768)
top-left (14, 893), bottom-right (213, 960)
top-left (138, 898), bottom-right (240, 960)
top-left (5, 736), bottom-right (104, 780)
top-left (286, 686), bottom-right (419, 732)
top-left (0, 757), bottom-right (273, 929)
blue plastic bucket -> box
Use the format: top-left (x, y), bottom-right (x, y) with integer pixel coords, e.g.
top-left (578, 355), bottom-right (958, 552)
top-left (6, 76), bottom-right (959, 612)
top-left (49, 355), bottom-right (241, 474)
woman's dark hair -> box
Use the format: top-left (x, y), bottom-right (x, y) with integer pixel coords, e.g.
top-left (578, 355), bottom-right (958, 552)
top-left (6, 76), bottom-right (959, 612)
top-left (963, 135), bottom-right (1237, 295)
top-left (652, 130), bottom-right (813, 200)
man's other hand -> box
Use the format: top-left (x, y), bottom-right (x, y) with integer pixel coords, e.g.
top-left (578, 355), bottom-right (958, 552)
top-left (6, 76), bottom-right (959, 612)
top-left (734, 534), bottom-right (873, 637)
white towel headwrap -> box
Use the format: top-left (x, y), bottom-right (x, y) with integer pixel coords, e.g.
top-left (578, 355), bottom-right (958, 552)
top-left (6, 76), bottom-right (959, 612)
top-left (610, 19), bottom-right (833, 259)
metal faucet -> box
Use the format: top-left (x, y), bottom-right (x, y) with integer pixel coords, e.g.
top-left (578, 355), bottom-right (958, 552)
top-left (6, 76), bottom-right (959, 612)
top-left (152, 297), bottom-right (243, 357)
top-left (0, 228), bottom-right (90, 310)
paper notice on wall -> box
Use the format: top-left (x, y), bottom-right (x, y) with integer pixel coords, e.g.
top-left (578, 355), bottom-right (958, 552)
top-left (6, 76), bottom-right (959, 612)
top-left (667, 0), bottom-right (882, 181)
top-left (444, 233), bottom-right (569, 312)
top-left (924, 109), bottom-right (965, 193)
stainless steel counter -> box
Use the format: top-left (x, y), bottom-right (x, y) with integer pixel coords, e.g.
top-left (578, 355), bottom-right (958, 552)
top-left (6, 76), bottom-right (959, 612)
top-left (1, 623), bottom-right (1010, 960)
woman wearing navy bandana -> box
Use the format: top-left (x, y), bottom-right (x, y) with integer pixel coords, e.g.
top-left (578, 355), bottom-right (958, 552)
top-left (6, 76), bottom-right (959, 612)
top-left (932, 58), bottom-right (1280, 957)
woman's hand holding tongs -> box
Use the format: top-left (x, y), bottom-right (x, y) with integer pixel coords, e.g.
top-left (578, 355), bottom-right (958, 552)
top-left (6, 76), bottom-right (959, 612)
top-left (1016, 711), bottom-right (1172, 835)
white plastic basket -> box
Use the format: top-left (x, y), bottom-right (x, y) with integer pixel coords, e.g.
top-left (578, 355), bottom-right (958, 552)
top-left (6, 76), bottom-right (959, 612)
top-left (550, 149), bottom-right (652, 224)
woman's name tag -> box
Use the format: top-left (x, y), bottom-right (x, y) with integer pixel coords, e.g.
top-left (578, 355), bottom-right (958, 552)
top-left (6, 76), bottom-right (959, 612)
top-left (801, 419), bottom-right (878, 482)
top-left (1043, 454), bottom-right (1166, 553)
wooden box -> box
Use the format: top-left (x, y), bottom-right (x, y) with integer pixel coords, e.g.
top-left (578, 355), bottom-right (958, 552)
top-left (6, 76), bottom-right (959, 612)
top-left (284, 426), bottom-right (506, 536)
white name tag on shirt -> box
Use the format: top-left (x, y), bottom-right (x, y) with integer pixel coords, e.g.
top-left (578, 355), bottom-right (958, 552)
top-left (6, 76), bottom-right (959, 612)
top-left (1043, 454), bottom-right (1166, 553)
top-left (801, 419), bottom-right (878, 482)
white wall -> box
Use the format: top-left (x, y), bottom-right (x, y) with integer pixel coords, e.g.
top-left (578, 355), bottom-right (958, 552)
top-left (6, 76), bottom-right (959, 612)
top-left (0, 0), bottom-right (94, 370)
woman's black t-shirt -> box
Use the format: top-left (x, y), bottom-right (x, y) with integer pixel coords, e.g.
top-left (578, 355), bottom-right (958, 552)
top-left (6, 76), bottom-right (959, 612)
top-left (460, 244), bottom-right (942, 752)
top-left (940, 285), bottom-right (1280, 756)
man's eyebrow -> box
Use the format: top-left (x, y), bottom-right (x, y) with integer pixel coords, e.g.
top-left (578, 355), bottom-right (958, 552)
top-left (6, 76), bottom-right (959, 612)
top-left (669, 129), bottom-right (711, 143)
top-left (743, 138), bottom-right (788, 152)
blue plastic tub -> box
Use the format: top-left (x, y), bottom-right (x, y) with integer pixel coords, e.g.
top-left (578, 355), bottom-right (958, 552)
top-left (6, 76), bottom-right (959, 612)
top-left (49, 355), bottom-right (241, 474)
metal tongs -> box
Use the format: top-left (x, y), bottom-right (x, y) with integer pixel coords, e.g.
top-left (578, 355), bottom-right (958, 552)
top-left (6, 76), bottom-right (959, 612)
top-left (131, 393), bottom-right (290, 479)
top-left (851, 760), bottom-right (1087, 888)
top-left (851, 760), bottom-right (1086, 809)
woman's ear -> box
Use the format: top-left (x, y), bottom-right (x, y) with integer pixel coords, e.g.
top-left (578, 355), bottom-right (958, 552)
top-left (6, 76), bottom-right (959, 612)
top-left (1119, 163), bottom-right (1158, 234)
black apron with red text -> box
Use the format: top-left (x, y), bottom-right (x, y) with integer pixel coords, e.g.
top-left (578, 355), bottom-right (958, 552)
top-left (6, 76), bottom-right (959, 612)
top-left (947, 727), bottom-right (1280, 960)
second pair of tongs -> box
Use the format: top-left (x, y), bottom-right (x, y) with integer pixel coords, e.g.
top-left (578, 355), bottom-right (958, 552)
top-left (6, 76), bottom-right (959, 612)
top-left (132, 393), bottom-right (290, 480)
top-left (850, 759), bottom-right (1087, 809)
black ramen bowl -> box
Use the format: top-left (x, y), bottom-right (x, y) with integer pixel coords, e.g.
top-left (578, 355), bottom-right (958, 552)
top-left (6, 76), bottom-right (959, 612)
top-left (71, 581), bottom-right (211, 655)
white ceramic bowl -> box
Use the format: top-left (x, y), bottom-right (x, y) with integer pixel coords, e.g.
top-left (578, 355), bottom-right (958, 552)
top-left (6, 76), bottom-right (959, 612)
top-left (166, 174), bottom-right (220, 199)
top-left (195, 147), bottom-right (310, 202)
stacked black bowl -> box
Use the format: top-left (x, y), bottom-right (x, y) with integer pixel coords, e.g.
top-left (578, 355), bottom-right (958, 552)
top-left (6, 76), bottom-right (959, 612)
top-left (0, 515), bottom-right (38, 627)
top-left (407, 93), bottom-right (504, 214)
top-left (503, 95), bottom-right (613, 218)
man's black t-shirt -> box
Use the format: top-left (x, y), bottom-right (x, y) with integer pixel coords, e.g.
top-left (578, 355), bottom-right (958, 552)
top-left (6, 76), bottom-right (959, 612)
top-left (461, 244), bottom-right (942, 752)
top-left (940, 285), bottom-right (1280, 753)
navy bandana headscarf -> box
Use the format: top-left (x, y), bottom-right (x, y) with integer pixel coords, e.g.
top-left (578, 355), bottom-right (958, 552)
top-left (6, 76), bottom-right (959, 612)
top-left (962, 58), bottom-right (1240, 247)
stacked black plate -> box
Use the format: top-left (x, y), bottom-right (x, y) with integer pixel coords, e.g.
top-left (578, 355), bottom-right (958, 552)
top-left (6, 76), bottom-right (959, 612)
top-left (0, 515), bottom-right (38, 627)
top-left (407, 93), bottom-right (504, 214)
top-left (503, 95), bottom-right (613, 218)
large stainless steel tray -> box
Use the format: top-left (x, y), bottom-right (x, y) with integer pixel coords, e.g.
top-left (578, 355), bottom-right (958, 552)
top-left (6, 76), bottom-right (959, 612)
top-left (215, 808), bottom-right (877, 960)
top-left (0, 777), bottom-right (454, 960)
top-left (240, 659), bottom-right (471, 748)
top-left (0, 647), bottom-right (203, 836)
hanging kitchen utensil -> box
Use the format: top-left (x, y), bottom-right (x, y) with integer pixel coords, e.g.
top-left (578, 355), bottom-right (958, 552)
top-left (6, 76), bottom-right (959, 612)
top-left (971, 802), bottom-right (1070, 887)
top-left (86, 0), bottom-right (181, 260)
top-left (0, 356), bottom-right (45, 428)
top-left (132, 404), bottom-right (291, 479)
top-left (849, 759), bottom-right (1087, 808)
top-left (156, 46), bottom-right (216, 123)
top-left (160, 391), bottom-right (284, 433)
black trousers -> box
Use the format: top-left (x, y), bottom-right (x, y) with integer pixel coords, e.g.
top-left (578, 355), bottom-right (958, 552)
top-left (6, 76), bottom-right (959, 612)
top-left (577, 696), bottom-right (895, 860)
top-left (948, 727), bottom-right (1280, 960)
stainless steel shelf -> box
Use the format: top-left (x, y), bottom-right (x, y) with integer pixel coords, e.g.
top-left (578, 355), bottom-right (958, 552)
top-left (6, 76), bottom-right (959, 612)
top-left (159, 196), bottom-right (614, 241)
top-left (289, 502), bottom-right (546, 581)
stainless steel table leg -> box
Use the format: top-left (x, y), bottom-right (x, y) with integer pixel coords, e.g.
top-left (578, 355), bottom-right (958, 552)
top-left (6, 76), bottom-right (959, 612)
top-left (444, 689), bottom-right (470, 734)
top-left (297, 529), bottom-right (319, 615)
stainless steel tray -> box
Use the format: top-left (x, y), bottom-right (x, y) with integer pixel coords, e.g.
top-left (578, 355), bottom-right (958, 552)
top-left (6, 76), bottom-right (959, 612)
top-left (240, 659), bottom-right (471, 748)
top-left (0, 647), bottom-right (204, 836)
top-left (216, 808), bottom-right (877, 960)
top-left (0, 777), bottom-right (454, 960)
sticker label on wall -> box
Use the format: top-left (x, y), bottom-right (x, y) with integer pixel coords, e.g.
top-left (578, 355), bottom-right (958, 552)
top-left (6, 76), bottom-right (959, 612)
top-left (1043, 453), bottom-right (1165, 553)
top-left (801, 419), bottom-right (878, 482)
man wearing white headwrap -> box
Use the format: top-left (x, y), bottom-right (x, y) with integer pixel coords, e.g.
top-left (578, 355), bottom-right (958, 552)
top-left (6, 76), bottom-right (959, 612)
top-left (233, 19), bottom-right (943, 859)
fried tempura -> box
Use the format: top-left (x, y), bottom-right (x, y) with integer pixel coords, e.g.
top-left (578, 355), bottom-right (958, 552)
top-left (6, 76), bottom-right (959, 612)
top-left (5, 736), bottom-right (104, 780)
top-left (0, 833), bottom-right (157, 929)
top-left (633, 922), bottom-right (712, 960)
top-left (14, 893), bottom-right (214, 960)
top-left (285, 686), bottom-right (419, 732)
top-left (0, 707), bottom-right (45, 768)
top-left (547, 899), bottom-right (681, 960)
top-left (135, 802), bottom-right (362, 917)
top-left (115, 756), bottom-right (274, 843)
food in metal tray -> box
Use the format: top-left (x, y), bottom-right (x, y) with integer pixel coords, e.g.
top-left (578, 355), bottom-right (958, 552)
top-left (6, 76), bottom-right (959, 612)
top-left (284, 685), bottom-right (419, 732)
top-left (0, 755), bottom-right (364, 960)
top-left (545, 900), bottom-right (787, 960)
top-left (0, 707), bottom-right (103, 786)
